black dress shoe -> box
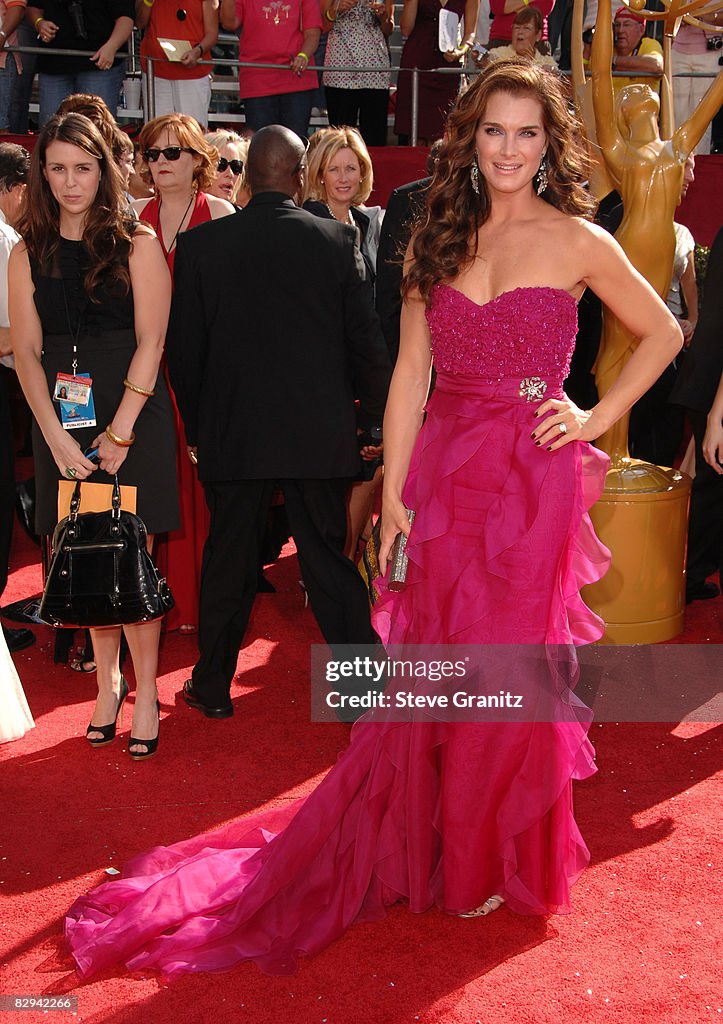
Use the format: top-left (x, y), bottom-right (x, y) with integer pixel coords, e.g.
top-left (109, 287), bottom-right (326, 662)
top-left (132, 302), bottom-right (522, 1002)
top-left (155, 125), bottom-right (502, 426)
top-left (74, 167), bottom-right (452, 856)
top-left (685, 581), bottom-right (721, 604)
top-left (182, 679), bottom-right (233, 718)
top-left (3, 625), bottom-right (36, 652)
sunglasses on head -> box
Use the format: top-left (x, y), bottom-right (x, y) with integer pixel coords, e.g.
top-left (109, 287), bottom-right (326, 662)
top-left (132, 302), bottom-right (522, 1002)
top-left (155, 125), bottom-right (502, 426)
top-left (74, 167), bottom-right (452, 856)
top-left (144, 146), bottom-right (195, 163)
top-left (217, 157), bottom-right (244, 175)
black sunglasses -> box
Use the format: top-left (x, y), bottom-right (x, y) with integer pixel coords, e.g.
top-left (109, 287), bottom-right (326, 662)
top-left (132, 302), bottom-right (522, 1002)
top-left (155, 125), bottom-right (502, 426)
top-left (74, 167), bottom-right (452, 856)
top-left (176, 8), bottom-right (187, 20)
top-left (144, 146), bottom-right (195, 163)
top-left (217, 157), bottom-right (244, 175)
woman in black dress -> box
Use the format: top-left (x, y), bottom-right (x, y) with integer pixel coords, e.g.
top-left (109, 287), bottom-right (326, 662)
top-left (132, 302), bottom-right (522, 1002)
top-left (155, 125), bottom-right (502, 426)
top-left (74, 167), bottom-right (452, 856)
top-left (11, 113), bottom-right (179, 760)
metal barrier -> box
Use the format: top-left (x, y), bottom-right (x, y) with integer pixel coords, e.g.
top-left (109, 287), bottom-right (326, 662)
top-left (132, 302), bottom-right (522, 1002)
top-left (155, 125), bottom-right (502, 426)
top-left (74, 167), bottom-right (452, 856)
top-left (7, 44), bottom-right (718, 147)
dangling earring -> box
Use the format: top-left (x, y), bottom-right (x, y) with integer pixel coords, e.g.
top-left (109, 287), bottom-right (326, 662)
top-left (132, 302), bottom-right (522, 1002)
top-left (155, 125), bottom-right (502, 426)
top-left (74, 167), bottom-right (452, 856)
top-left (536, 155), bottom-right (548, 196)
top-left (470, 154), bottom-right (480, 195)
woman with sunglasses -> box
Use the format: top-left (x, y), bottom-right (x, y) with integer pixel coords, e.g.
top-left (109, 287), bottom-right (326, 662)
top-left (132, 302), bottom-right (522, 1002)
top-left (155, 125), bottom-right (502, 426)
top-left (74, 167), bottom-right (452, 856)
top-left (135, 0), bottom-right (219, 129)
top-left (10, 112), bottom-right (179, 759)
top-left (135, 113), bottom-right (234, 634)
top-left (204, 129), bottom-right (250, 208)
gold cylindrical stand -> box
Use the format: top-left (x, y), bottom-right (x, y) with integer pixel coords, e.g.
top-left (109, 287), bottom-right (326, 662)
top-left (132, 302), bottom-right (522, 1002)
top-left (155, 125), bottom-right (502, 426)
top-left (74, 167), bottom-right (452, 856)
top-left (582, 459), bottom-right (691, 643)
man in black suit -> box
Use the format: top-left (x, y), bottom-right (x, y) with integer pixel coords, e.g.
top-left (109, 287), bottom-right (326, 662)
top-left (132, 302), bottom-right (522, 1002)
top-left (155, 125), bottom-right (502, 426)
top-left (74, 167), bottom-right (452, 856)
top-left (669, 226), bottom-right (723, 603)
top-left (167, 126), bottom-right (392, 718)
top-left (375, 177), bottom-right (429, 367)
top-left (375, 142), bottom-right (441, 365)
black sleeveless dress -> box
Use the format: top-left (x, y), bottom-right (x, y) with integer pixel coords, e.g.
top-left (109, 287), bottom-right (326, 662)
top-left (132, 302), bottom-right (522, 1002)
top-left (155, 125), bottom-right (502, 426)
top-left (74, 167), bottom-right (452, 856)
top-left (31, 236), bottom-right (180, 535)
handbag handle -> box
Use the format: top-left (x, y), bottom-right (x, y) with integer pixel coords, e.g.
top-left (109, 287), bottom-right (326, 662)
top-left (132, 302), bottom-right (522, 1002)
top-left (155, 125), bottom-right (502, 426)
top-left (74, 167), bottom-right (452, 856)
top-left (111, 475), bottom-right (121, 521)
top-left (68, 475), bottom-right (122, 523)
top-left (69, 479), bottom-right (83, 521)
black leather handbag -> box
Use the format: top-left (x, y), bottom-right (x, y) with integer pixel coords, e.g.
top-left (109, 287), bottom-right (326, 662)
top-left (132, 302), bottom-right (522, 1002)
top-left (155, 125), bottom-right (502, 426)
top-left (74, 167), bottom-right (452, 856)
top-left (39, 476), bottom-right (174, 628)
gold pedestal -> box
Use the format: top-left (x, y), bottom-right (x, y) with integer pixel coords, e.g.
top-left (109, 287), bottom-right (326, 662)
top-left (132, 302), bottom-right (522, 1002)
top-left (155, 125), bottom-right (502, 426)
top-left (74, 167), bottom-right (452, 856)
top-left (582, 459), bottom-right (691, 644)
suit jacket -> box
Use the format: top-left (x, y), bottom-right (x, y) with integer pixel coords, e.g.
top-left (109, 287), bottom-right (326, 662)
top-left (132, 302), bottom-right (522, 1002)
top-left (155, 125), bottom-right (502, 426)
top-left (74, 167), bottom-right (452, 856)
top-left (669, 226), bottom-right (723, 414)
top-left (302, 200), bottom-right (376, 285)
top-left (374, 177), bottom-right (431, 365)
top-left (167, 192), bottom-right (392, 483)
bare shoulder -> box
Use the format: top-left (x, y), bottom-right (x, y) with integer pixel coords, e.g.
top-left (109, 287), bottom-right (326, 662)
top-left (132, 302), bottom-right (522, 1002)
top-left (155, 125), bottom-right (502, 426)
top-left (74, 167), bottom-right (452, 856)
top-left (8, 240), bottom-right (30, 273)
top-left (9, 239), bottom-right (28, 260)
top-left (131, 222), bottom-right (157, 243)
top-left (207, 195), bottom-right (236, 219)
top-left (129, 227), bottom-right (166, 270)
top-left (130, 224), bottom-right (163, 257)
top-left (554, 216), bottom-right (623, 264)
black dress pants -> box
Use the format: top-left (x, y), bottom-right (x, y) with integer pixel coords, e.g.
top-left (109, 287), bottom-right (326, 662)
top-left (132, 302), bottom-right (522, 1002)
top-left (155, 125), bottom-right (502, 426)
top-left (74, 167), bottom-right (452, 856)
top-left (325, 87), bottom-right (389, 147)
top-left (192, 477), bottom-right (377, 705)
top-left (686, 410), bottom-right (723, 589)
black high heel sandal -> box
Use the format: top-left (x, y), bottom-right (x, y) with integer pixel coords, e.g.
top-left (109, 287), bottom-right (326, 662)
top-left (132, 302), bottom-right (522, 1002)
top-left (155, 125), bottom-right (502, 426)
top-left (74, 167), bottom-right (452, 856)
top-left (86, 676), bottom-right (129, 746)
top-left (128, 700), bottom-right (161, 761)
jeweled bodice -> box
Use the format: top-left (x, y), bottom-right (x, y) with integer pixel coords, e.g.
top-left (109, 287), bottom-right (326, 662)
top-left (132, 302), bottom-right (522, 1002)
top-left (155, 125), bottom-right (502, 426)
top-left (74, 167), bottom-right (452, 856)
top-left (426, 285), bottom-right (578, 383)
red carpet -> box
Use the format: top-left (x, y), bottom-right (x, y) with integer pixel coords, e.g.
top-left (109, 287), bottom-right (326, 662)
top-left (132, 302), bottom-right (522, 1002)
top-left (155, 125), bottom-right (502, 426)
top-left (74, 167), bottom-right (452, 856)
top-left (1, 522), bottom-right (721, 1024)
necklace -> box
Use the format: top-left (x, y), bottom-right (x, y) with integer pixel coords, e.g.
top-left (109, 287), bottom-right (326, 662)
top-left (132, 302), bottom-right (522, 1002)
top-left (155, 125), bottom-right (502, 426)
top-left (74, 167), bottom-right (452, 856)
top-left (156, 191), bottom-right (196, 255)
top-left (325, 202), bottom-right (354, 226)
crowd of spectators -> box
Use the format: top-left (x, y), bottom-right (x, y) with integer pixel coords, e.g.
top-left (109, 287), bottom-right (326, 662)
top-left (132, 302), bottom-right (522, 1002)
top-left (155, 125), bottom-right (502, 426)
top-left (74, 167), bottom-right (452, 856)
top-left (0, 0), bottom-right (719, 149)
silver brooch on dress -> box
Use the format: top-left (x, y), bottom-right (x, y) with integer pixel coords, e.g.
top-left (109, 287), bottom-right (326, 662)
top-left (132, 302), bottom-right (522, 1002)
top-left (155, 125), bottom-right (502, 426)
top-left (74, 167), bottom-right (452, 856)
top-left (519, 377), bottom-right (547, 402)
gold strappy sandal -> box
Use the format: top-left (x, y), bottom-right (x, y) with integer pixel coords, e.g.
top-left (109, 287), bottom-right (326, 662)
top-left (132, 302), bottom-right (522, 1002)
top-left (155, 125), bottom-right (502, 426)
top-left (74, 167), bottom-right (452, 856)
top-left (458, 895), bottom-right (505, 918)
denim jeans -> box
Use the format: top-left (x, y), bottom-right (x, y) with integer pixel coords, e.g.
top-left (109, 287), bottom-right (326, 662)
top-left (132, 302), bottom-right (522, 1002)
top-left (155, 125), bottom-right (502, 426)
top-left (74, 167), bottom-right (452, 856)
top-left (0, 54), bottom-right (19, 132)
top-left (243, 90), bottom-right (314, 139)
top-left (9, 21), bottom-right (37, 132)
top-left (39, 63), bottom-right (126, 125)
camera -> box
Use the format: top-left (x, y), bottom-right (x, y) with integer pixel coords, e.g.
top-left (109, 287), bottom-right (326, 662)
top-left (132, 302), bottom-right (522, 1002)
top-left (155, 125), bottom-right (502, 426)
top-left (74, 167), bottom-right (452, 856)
top-left (706, 36), bottom-right (722, 51)
top-left (58, 0), bottom-right (88, 40)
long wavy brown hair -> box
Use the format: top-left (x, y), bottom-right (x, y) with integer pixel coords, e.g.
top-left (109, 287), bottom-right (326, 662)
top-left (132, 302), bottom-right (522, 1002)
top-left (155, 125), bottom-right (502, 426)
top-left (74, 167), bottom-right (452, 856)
top-left (403, 61), bottom-right (595, 305)
top-left (18, 113), bottom-right (133, 301)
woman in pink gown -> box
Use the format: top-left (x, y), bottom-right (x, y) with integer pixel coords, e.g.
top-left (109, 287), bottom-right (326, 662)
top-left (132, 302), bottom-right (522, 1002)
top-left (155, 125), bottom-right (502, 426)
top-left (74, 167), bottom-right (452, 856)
top-left (64, 62), bottom-right (682, 981)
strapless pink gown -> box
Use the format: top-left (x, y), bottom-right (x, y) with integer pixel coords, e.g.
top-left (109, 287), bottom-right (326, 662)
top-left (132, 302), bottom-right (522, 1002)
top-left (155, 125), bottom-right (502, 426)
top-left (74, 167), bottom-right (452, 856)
top-left (65, 286), bottom-right (611, 981)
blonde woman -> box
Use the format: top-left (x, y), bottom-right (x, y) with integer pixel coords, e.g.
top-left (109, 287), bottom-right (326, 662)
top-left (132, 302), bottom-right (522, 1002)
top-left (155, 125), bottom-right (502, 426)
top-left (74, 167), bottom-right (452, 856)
top-left (204, 130), bottom-right (250, 207)
top-left (302, 126), bottom-right (384, 558)
top-left (302, 126), bottom-right (380, 280)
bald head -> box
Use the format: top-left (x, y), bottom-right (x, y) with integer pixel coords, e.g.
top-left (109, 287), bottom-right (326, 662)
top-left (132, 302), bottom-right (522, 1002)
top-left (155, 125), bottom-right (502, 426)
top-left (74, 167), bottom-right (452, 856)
top-left (247, 125), bottom-right (307, 197)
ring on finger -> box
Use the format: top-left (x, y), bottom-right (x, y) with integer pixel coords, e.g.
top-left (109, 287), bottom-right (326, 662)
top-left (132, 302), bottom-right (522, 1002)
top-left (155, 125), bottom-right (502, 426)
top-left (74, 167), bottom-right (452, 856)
top-left (65, 466), bottom-right (77, 479)
top-left (558, 423), bottom-right (568, 435)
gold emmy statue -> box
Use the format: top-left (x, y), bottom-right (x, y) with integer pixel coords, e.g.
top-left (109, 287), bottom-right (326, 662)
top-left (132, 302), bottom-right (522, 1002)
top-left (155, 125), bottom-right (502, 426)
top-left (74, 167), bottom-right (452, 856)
top-left (577, 0), bottom-right (723, 641)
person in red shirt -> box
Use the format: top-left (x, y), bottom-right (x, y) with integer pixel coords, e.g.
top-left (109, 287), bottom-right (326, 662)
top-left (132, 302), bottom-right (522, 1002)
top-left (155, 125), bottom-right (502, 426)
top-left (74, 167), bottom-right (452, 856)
top-left (488, 0), bottom-right (554, 48)
top-left (135, 0), bottom-right (219, 128)
top-left (220, 0), bottom-right (321, 138)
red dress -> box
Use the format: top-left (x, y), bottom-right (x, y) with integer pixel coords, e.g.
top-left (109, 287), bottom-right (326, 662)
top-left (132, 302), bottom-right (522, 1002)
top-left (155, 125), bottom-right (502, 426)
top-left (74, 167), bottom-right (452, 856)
top-left (394, 0), bottom-right (467, 140)
top-left (143, 191), bottom-right (212, 631)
